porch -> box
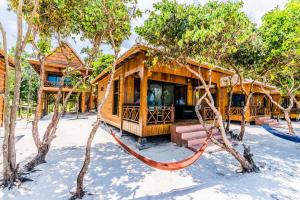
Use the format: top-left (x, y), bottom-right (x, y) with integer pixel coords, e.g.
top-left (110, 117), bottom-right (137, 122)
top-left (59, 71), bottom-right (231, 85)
top-left (120, 70), bottom-right (219, 137)
top-left (225, 93), bottom-right (271, 122)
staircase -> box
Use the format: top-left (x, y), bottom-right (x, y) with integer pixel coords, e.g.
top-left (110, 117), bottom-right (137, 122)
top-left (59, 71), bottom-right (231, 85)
top-left (255, 116), bottom-right (281, 127)
top-left (170, 124), bottom-right (222, 152)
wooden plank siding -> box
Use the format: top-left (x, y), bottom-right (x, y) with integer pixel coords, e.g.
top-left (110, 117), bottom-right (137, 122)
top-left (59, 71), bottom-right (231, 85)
top-left (28, 42), bottom-right (91, 117)
top-left (92, 46), bottom-right (232, 137)
top-left (91, 45), bottom-right (284, 137)
top-left (0, 52), bottom-right (15, 127)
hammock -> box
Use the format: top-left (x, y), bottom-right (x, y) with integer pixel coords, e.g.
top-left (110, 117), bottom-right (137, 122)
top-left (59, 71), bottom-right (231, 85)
top-left (262, 125), bottom-right (300, 143)
top-left (109, 130), bottom-right (211, 171)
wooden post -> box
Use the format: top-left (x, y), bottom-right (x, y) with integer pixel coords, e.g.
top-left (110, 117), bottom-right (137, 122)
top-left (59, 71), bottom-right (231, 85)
top-left (89, 85), bottom-right (94, 111)
top-left (139, 56), bottom-right (148, 137)
top-left (81, 92), bottom-right (86, 113)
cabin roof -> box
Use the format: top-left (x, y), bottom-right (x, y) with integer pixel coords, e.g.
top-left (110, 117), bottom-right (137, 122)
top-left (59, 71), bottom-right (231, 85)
top-left (0, 49), bottom-right (15, 67)
top-left (28, 42), bottom-right (90, 74)
top-left (220, 74), bottom-right (280, 94)
top-left (90, 44), bottom-right (234, 84)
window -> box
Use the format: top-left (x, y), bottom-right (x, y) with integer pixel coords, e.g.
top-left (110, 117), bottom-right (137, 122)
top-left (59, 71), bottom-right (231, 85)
top-left (147, 81), bottom-right (176, 107)
top-left (113, 79), bottom-right (119, 115)
top-left (47, 74), bottom-right (71, 87)
top-left (231, 94), bottom-right (246, 107)
top-left (47, 74), bottom-right (62, 86)
top-left (134, 78), bottom-right (140, 105)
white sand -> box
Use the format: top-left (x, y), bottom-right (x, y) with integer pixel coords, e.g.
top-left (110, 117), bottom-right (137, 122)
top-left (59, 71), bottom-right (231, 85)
top-left (0, 113), bottom-right (300, 200)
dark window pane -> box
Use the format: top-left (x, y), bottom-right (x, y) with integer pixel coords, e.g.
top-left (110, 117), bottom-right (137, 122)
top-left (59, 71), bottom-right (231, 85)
top-left (231, 94), bottom-right (246, 107)
top-left (113, 80), bottom-right (119, 115)
top-left (134, 78), bottom-right (140, 105)
top-left (163, 84), bottom-right (174, 106)
top-left (148, 82), bottom-right (162, 107)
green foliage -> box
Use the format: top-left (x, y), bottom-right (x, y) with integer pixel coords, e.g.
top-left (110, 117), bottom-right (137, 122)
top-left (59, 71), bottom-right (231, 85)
top-left (136, 0), bottom-right (254, 69)
top-left (8, 48), bottom-right (40, 103)
top-left (259, 0), bottom-right (300, 94)
top-left (91, 53), bottom-right (114, 78)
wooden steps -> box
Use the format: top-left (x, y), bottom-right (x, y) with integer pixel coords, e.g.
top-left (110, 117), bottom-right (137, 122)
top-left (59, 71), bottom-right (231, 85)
top-left (171, 124), bottom-right (222, 152)
top-left (255, 116), bottom-right (281, 127)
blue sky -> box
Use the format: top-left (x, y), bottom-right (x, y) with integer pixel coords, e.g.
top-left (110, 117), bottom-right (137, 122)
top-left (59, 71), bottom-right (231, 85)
top-left (0, 0), bottom-right (288, 57)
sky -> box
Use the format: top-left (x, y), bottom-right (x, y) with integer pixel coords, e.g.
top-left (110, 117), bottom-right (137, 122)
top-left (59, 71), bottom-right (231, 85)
top-left (0, 0), bottom-right (289, 58)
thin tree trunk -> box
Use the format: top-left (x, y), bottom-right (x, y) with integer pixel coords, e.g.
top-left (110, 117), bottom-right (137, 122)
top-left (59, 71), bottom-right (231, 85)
top-left (226, 88), bottom-right (233, 133)
top-left (0, 21), bottom-right (15, 186)
top-left (184, 64), bottom-right (257, 172)
top-left (23, 79), bottom-right (84, 171)
top-left (31, 57), bottom-right (45, 149)
top-left (284, 110), bottom-right (294, 134)
top-left (239, 93), bottom-right (253, 141)
top-left (74, 59), bottom-right (117, 199)
top-left (262, 89), bottom-right (295, 134)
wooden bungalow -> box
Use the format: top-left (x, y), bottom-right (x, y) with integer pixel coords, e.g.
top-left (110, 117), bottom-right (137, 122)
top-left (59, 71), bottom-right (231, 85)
top-left (91, 45), bottom-right (236, 138)
top-left (29, 42), bottom-right (92, 117)
top-left (275, 94), bottom-right (300, 120)
top-left (0, 50), bottom-right (15, 126)
top-left (220, 76), bottom-right (281, 124)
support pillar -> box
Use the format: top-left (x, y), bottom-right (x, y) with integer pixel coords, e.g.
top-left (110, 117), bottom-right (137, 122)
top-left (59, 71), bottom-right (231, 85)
top-left (81, 92), bottom-right (86, 113)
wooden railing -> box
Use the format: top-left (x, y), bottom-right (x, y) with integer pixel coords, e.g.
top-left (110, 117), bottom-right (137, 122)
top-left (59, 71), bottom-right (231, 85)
top-left (122, 105), bottom-right (140, 123)
top-left (201, 107), bottom-right (217, 120)
top-left (225, 107), bottom-right (243, 116)
top-left (291, 108), bottom-right (300, 114)
top-left (44, 81), bottom-right (73, 88)
top-left (250, 106), bottom-right (270, 116)
top-left (147, 105), bottom-right (175, 124)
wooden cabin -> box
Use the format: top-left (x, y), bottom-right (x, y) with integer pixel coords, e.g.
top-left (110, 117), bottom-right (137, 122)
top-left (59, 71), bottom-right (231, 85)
top-left (220, 76), bottom-right (281, 124)
top-left (91, 45), bottom-right (235, 138)
top-left (0, 50), bottom-right (15, 126)
top-left (29, 42), bottom-right (92, 117)
top-left (276, 94), bottom-right (300, 120)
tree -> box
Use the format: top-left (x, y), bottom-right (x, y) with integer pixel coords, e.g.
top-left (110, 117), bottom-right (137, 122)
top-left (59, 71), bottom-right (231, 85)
top-left (4, 0), bottom-right (100, 173)
top-left (231, 33), bottom-right (266, 140)
top-left (0, 0), bottom-right (39, 187)
top-left (91, 53), bottom-right (114, 78)
top-left (72, 0), bottom-right (140, 198)
top-left (259, 0), bottom-right (300, 134)
top-left (136, 0), bottom-right (258, 172)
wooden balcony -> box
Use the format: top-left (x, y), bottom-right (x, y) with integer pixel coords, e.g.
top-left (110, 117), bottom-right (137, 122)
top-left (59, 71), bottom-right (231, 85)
top-left (291, 108), bottom-right (300, 114)
top-left (122, 105), bottom-right (140, 123)
top-left (225, 106), bottom-right (270, 117)
top-left (147, 105), bottom-right (175, 124)
top-left (44, 81), bottom-right (73, 88)
top-left (198, 107), bottom-right (217, 120)
top-left (250, 106), bottom-right (270, 116)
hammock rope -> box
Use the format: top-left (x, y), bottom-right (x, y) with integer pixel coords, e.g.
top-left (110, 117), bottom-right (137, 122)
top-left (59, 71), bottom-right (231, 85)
top-left (262, 125), bottom-right (300, 143)
top-left (102, 121), bottom-right (211, 171)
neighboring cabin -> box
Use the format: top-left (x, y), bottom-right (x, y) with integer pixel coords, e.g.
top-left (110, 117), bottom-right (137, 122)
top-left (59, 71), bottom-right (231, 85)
top-left (0, 50), bottom-right (14, 127)
top-left (91, 45), bottom-right (282, 138)
top-left (28, 42), bottom-right (92, 117)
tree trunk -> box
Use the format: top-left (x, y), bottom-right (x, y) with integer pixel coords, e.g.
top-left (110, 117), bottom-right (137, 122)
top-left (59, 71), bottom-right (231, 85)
top-left (0, 22), bottom-right (16, 187)
top-left (74, 57), bottom-right (117, 199)
top-left (284, 110), bottom-right (294, 134)
top-left (24, 144), bottom-right (50, 171)
top-left (238, 93), bottom-right (253, 141)
top-left (31, 57), bottom-right (45, 149)
top-left (226, 88), bottom-right (233, 133)
top-left (74, 119), bottom-right (101, 198)
top-left (185, 64), bottom-right (258, 172)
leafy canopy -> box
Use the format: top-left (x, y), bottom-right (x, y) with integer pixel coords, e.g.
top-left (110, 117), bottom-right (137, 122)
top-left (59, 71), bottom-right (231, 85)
top-left (259, 0), bottom-right (300, 95)
top-left (136, 0), bottom-right (254, 69)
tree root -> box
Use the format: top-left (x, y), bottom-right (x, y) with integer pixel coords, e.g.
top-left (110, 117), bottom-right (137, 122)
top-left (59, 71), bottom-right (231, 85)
top-left (242, 144), bottom-right (259, 173)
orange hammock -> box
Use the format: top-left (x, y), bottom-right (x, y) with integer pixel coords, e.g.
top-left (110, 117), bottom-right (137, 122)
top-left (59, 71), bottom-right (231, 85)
top-left (109, 130), bottom-right (211, 171)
